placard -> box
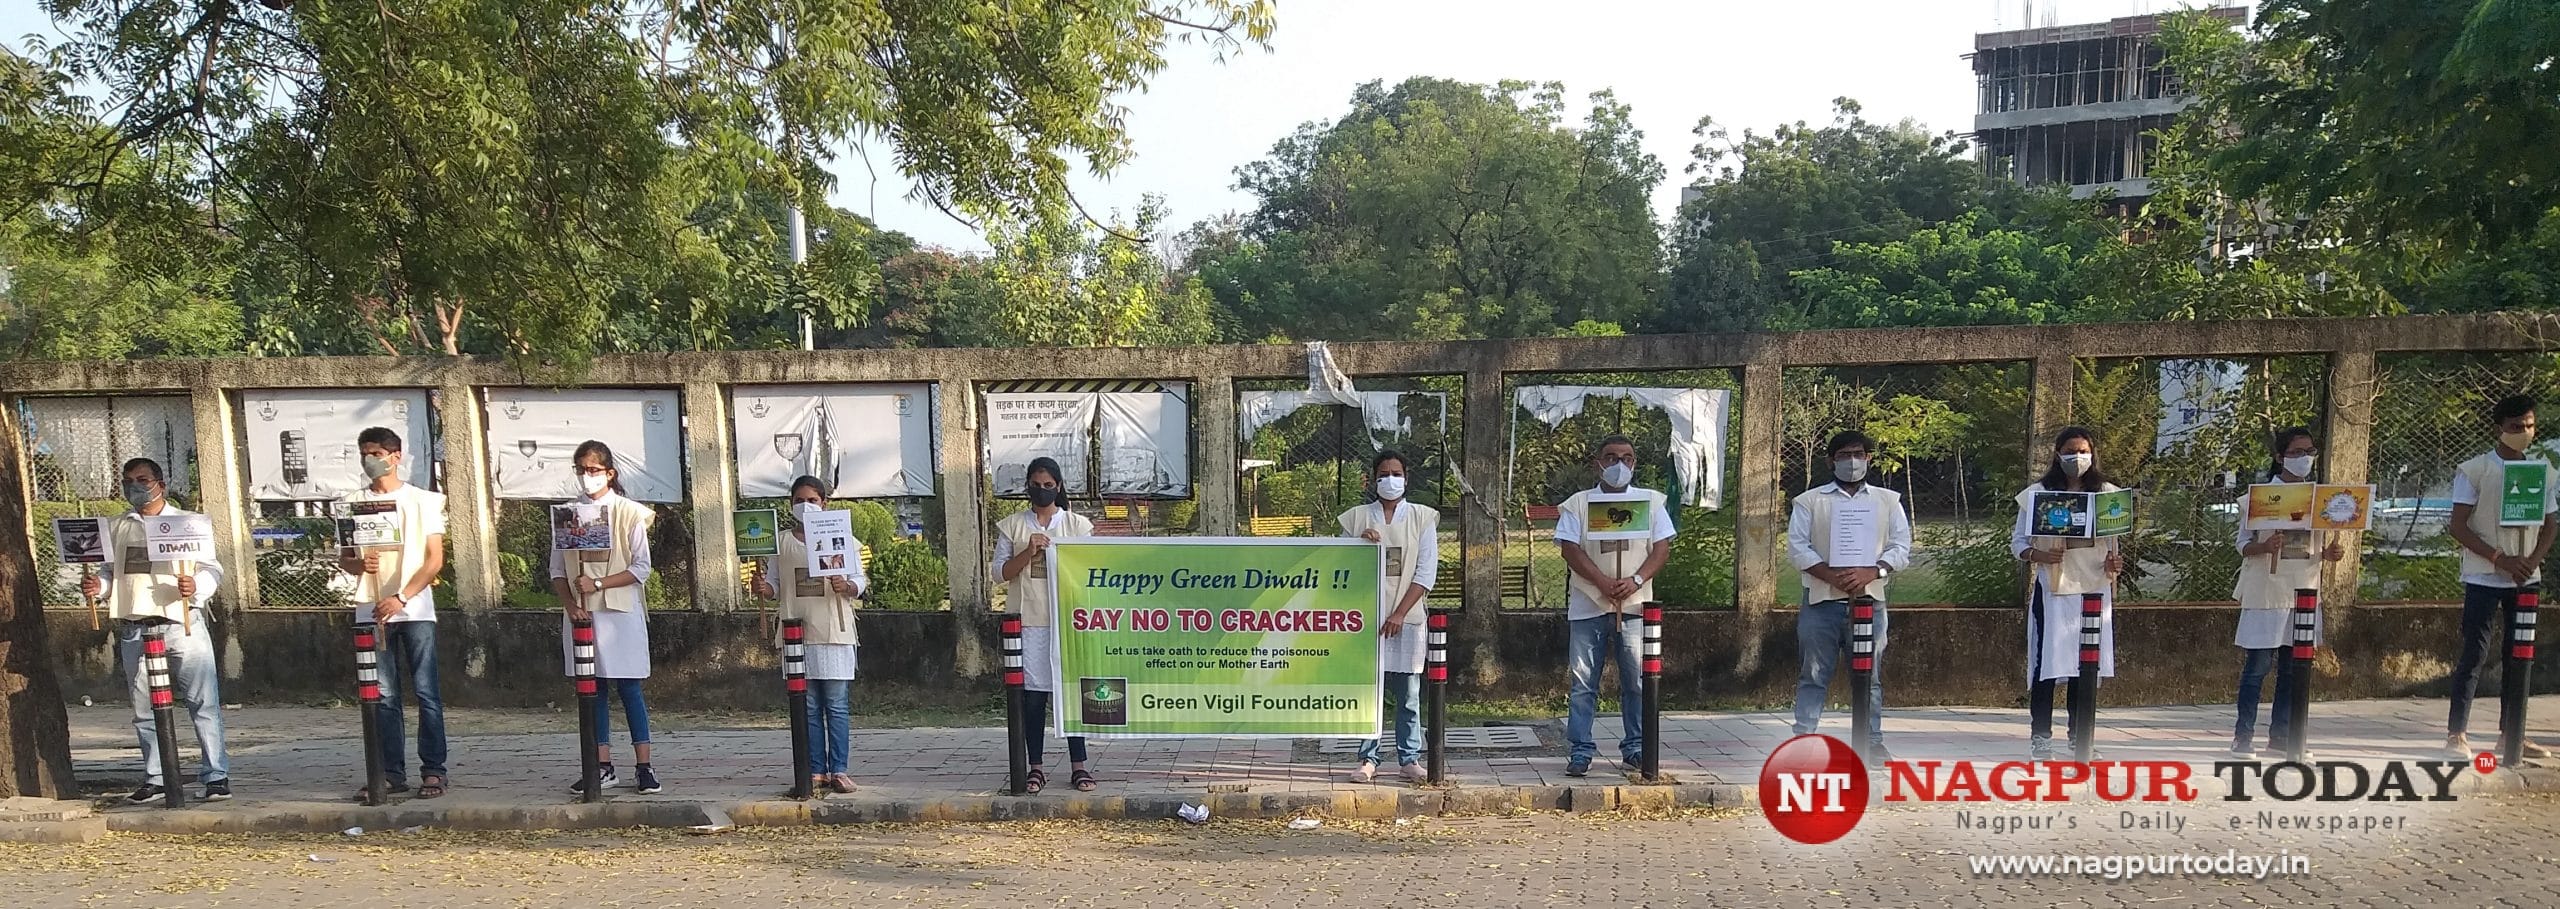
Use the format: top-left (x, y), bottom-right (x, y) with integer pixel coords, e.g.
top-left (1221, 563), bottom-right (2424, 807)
top-left (1827, 499), bottom-right (1881, 570)
top-left (2311, 484), bottom-right (2375, 532)
top-left (142, 514), bottom-right (215, 562)
top-left (52, 518), bottom-right (106, 564)
top-left (1581, 490), bottom-right (1657, 542)
top-left (333, 500), bottom-right (403, 549)
top-left (2245, 483), bottom-right (2313, 532)
top-left (2501, 461), bottom-right (2550, 527)
top-left (550, 503), bottom-right (612, 552)
top-left (242, 390), bottom-right (433, 500)
top-left (487, 388), bottom-right (685, 503)
top-left (2090, 489), bottom-right (2136, 538)
top-left (1050, 538), bottom-right (1383, 738)
top-left (733, 508), bottom-right (782, 558)
top-left (2029, 491), bottom-right (2092, 539)
top-left (800, 509), bottom-right (858, 578)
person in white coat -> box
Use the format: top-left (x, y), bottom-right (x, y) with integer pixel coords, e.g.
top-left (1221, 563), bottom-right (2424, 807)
top-left (550, 440), bottom-right (662, 796)
top-left (1337, 450), bottom-right (1439, 784)
top-left (2229, 427), bottom-right (2344, 759)
top-left (994, 456), bottom-right (1096, 793)
top-left (2011, 427), bottom-right (2125, 761)
top-left (753, 475), bottom-right (868, 795)
top-left (85, 457), bottom-right (231, 803)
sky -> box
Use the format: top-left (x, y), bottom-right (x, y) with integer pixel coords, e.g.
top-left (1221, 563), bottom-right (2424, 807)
top-left (0, 0), bottom-right (2242, 251)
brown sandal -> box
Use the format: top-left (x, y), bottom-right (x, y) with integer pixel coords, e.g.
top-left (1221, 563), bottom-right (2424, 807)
top-left (1072, 769), bottom-right (1097, 792)
top-left (417, 775), bottom-right (446, 799)
top-left (1025, 768), bottom-right (1047, 794)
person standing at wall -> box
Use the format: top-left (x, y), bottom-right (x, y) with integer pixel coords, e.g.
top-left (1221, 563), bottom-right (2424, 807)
top-left (85, 457), bottom-right (232, 803)
top-left (2012, 427), bottom-right (2124, 761)
top-left (2442, 394), bottom-right (2558, 759)
top-left (753, 475), bottom-right (867, 794)
top-left (1337, 449), bottom-right (1439, 784)
top-left (1785, 430), bottom-right (1913, 760)
top-left (2229, 427), bottom-right (2341, 760)
top-left (994, 456), bottom-right (1097, 793)
top-left (336, 427), bottom-right (451, 799)
top-left (551, 440), bottom-right (664, 795)
top-left (1552, 434), bottom-right (1675, 778)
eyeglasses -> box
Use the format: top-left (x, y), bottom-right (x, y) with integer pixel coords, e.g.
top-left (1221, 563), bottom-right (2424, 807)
top-left (574, 466), bottom-right (611, 476)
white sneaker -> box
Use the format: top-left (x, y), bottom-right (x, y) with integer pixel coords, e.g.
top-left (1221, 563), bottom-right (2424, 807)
top-left (2227, 746), bottom-right (2255, 761)
top-left (1402, 762), bottom-right (1428, 784)
top-left (1351, 761), bottom-right (1376, 783)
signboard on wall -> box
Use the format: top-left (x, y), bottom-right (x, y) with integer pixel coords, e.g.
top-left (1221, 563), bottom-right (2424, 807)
top-left (485, 388), bottom-right (685, 503)
top-left (983, 382), bottom-right (1194, 499)
top-left (730, 383), bottom-right (936, 498)
top-left (1098, 391), bottom-right (1190, 497)
top-left (242, 389), bottom-right (434, 501)
top-left (985, 393), bottom-right (1096, 496)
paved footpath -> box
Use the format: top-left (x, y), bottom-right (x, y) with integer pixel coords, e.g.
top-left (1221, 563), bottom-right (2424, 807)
top-left (64, 695), bottom-right (2560, 832)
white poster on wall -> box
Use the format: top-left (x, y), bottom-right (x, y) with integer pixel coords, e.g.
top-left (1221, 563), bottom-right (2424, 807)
top-left (485, 388), bottom-right (685, 503)
top-left (2157, 359), bottom-right (2247, 455)
top-left (731, 383), bottom-right (935, 498)
top-left (21, 395), bottom-right (197, 499)
top-left (241, 390), bottom-right (434, 501)
top-left (984, 393), bottom-right (1096, 496)
top-left (1097, 388), bottom-right (1191, 497)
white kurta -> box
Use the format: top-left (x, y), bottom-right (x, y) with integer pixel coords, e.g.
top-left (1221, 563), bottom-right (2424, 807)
top-left (2012, 483), bottom-right (2118, 683)
top-left (552, 492), bottom-right (654, 679)
top-left (1339, 500), bottom-right (1440, 675)
top-left (2232, 506), bottom-right (2326, 650)
top-left (994, 508), bottom-right (1090, 694)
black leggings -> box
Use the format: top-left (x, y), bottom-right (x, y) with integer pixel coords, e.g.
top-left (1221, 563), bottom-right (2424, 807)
top-left (2026, 582), bottom-right (2091, 742)
top-left (1020, 690), bottom-right (1089, 766)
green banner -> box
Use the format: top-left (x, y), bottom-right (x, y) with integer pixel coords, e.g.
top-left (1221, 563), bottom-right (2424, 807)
top-left (1051, 538), bottom-right (1383, 739)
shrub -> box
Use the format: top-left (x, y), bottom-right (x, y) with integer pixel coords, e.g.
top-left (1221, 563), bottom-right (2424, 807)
top-left (1653, 506), bottom-right (1736, 608)
top-left (869, 538), bottom-right (949, 611)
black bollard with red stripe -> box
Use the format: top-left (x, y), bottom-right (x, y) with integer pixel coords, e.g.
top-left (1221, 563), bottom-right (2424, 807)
top-left (571, 617), bottom-right (601, 803)
top-left (2069, 592), bottom-right (2103, 763)
top-left (2499, 585), bottom-right (2539, 767)
top-left (1849, 596), bottom-right (1879, 766)
top-left (1000, 612), bottom-right (1028, 795)
top-left (1425, 607), bottom-right (1450, 785)
top-left (141, 626), bottom-right (184, 808)
top-left (354, 622), bottom-right (388, 806)
top-left (1640, 602), bottom-right (1663, 781)
top-left (784, 618), bottom-right (812, 799)
top-left (2280, 588), bottom-right (2319, 760)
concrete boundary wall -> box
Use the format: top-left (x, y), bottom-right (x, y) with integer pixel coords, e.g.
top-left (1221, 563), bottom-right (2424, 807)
top-left (11, 313), bottom-right (2560, 705)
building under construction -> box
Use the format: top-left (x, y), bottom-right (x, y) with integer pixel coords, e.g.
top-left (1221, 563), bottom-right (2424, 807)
top-left (1970, 5), bottom-right (2247, 204)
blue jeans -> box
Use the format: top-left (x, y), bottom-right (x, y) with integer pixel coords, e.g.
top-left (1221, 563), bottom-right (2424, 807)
top-left (589, 678), bottom-right (651, 751)
top-left (1793, 599), bottom-right (1888, 747)
top-left (1358, 672), bottom-right (1424, 766)
top-left (2234, 647), bottom-right (2299, 747)
top-left (1566, 614), bottom-right (1644, 764)
top-left (373, 621), bottom-right (447, 784)
top-left (118, 614), bottom-right (229, 786)
top-left (804, 679), bottom-right (853, 775)
top-left (2445, 584), bottom-right (2520, 737)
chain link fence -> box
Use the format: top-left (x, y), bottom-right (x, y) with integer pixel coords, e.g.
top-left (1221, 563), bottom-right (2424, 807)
top-left (1504, 369), bottom-right (1740, 610)
top-left (2366, 352), bottom-right (2560, 604)
top-left (1777, 364), bottom-right (2028, 607)
top-left (20, 395), bottom-right (197, 608)
top-left (1234, 377), bottom-right (1464, 606)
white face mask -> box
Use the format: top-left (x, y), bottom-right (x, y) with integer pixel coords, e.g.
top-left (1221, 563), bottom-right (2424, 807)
top-left (579, 472), bottom-right (611, 496)
top-left (2281, 454), bottom-right (2315, 478)
top-left (1600, 462), bottom-right (1634, 489)
top-left (1374, 475), bottom-right (1406, 501)
top-left (1833, 457), bottom-right (1868, 484)
top-left (794, 501), bottom-right (824, 517)
top-left (2060, 453), bottom-right (2093, 478)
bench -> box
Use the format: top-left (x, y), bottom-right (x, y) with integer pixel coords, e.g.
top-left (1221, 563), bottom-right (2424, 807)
top-left (1524, 504), bottom-right (1560, 523)
top-left (1247, 515), bottom-right (1313, 536)
top-left (1421, 564), bottom-right (1533, 608)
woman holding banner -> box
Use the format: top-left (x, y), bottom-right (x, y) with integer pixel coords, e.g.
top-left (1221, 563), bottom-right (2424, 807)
top-left (551, 440), bottom-right (663, 795)
top-left (1336, 450), bottom-right (1438, 784)
top-left (994, 456), bottom-right (1098, 793)
top-left (2011, 427), bottom-right (2124, 761)
top-left (2228, 428), bottom-right (2342, 759)
top-left (753, 476), bottom-right (867, 794)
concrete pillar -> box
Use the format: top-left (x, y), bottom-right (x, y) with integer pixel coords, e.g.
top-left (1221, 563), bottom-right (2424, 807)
top-left (2322, 350), bottom-right (2377, 616)
top-left (188, 385), bottom-right (255, 615)
top-left (939, 377), bottom-right (987, 619)
top-left (1736, 363), bottom-right (1783, 618)
top-left (1195, 374), bottom-right (1240, 535)
top-left (1458, 362), bottom-right (1506, 685)
top-left (681, 382), bottom-right (738, 613)
top-left (436, 383), bottom-right (502, 612)
top-left (2028, 355), bottom-right (2076, 473)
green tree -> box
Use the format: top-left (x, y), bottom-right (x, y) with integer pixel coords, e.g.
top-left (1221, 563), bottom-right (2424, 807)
top-left (985, 198), bottom-right (1214, 348)
top-left (1198, 77), bottom-right (1664, 341)
top-left (1786, 210), bottom-right (2112, 328)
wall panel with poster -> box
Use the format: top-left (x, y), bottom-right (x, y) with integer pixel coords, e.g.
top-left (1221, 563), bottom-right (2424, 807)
top-left (730, 383), bottom-right (936, 499)
top-left (241, 389), bottom-right (436, 501)
top-left (484, 388), bottom-right (686, 503)
top-left (981, 381), bottom-right (1191, 501)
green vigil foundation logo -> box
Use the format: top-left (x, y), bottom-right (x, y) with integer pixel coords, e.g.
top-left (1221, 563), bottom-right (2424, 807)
top-left (1080, 677), bottom-right (1129, 727)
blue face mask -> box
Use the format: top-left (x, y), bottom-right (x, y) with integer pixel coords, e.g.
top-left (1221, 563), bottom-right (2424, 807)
top-left (123, 481), bottom-right (157, 509)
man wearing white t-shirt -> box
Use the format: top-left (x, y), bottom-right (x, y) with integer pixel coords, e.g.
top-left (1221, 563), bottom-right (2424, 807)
top-left (2443, 394), bottom-right (2558, 760)
top-left (337, 427), bottom-right (452, 799)
top-left (1552, 435), bottom-right (1676, 777)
